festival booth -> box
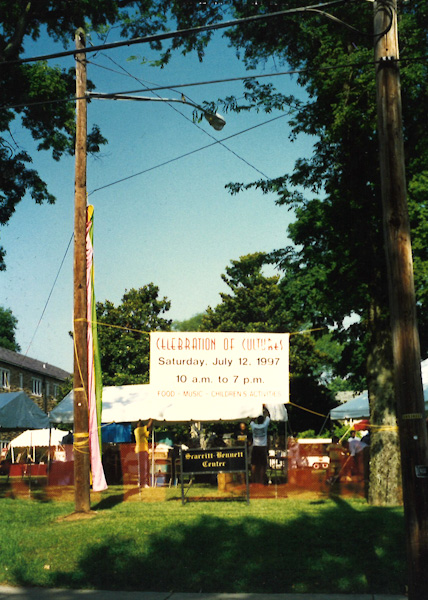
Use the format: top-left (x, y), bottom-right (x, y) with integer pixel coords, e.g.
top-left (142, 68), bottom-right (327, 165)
top-left (7, 428), bottom-right (66, 477)
top-left (49, 383), bottom-right (288, 488)
top-left (0, 392), bottom-right (51, 477)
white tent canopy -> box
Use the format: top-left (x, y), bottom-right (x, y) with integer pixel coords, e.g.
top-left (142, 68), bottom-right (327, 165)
top-left (331, 358), bottom-right (428, 420)
top-left (9, 428), bottom-right (66, 448)
top-left (49, 384), bottom-right (288, 425)
top-left (9, 428), bottom-right (66, 464)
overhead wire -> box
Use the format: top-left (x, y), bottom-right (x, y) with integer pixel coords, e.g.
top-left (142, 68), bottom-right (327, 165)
top-left (92, 49), bottom-right (271, 179)
top-left (88, 111), bottom-right (289, 196)
top-left (23, 233), bottom-right (74, 359)
top-left (4, 53), bottom-right (427, 114)
top-left (0, 0), bottom-right (361, 68)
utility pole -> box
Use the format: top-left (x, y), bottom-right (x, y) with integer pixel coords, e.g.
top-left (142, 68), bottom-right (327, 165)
top-left (374, 2), bottom-right (428, 597)
top-left (73, 28), bottom-right (91, 513)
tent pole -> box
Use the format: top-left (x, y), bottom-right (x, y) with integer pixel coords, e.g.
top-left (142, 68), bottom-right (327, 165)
top-left (151, 428), bottom-right (155, 487)
top-left (137, 451), bottom-right (141, 498)
top-left (48, 426), bottom-right (52, 474)
top-left (284, 419), bottom-right (288, 483)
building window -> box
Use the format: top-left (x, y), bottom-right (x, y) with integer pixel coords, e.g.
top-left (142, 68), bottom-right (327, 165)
top-left (19, 373), bottom-right (24, 390)
top-left (0, 369), bottom-right (10, 389)
top-left (45, 382), bottom-right (50, 398)
top-left (53, 384), bottom-right (59, 399)
top-left (32, 377), bottom-right (42, 397)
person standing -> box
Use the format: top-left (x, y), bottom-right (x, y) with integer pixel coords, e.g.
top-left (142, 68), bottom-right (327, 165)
top-left (250, 406), bottom-right (270, 484)
top-left (348, 430), bottom-right (363, 477)
top-left (134, 418), bottom-right (152, 488)
top-left (326, 436), bottom-right (347, 484)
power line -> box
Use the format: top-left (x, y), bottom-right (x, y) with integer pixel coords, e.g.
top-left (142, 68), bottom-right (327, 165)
top-left (4, 54), bottom-right (426, 114)
top-left (95, 50), bottom-right (270, 178)
top-left (23, 233), bottom-right (73, 359)
top-left (88, 112), bottom-right (289, 196)
top-left (0, 1), bottom-right (352, 68)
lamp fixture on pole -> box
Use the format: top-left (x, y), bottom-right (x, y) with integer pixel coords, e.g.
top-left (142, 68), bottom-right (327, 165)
top-left (86, 91), bottom-right (226, 131)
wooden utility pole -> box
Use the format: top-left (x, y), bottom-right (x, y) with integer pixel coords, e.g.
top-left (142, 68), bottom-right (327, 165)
top-left (374, 2), bottom-right (428, 597)
top-left (73, 28), bottom-right (91, 513)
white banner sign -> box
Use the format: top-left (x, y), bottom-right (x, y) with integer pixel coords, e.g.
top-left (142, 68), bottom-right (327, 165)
top-left (150, 332), bottom-right (289, 404)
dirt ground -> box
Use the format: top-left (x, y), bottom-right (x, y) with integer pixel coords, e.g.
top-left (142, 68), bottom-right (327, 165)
top-left (1, 473), bottom-right (366, 504)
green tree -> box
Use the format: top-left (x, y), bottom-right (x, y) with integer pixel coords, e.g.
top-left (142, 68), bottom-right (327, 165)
top-left (128, 1), bottom-right (428, 504)
top-left (216, 1), bottom-right (427, 505)
top-left (96, 284), bottom-right (171, 386)
top-left (0, 0), bottom-right (188, 271)
top-left (172, 313), bottom-right (205, 332)
top-left (0, 306), bottom-right (20, 351)
top-left (201, 253), bottom-right (336, 432)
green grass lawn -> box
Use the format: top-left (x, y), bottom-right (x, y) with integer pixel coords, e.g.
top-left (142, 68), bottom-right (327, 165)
top-left (0, 482), bottom-right (406, 595)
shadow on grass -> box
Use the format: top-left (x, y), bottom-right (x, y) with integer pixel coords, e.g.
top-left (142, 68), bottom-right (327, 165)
top-left (0, 477), bottom-right (53, 503)
top-left (11, 498), bottom-right (406, 595)
top-left (91, 494), bottom-right (125, 510)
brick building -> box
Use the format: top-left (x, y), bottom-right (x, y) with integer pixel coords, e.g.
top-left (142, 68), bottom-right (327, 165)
top-left (0, 347), bottom-right (71, 413)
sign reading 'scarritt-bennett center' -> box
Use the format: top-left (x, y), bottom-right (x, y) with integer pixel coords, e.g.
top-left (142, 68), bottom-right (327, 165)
top-left (181, 447), bottom-right (247, 474)
top-left (150, 332), bottom-right (289, 403)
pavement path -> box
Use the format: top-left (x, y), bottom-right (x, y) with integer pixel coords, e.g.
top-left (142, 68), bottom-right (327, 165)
top-left (0, 589), bottom-right (408, 600)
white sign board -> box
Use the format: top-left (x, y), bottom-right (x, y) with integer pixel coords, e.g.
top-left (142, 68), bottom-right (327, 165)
top-left (150, 332), bottom-right (289, 404)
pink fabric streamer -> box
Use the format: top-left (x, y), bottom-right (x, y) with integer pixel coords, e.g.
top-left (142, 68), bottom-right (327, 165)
top-left (86, 209), bottom-right (108, 492)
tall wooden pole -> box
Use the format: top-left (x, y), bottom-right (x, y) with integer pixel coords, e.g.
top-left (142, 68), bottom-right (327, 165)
top-left (374, 2), bottom-right (428, 597)
top-left (73, 28), bottom-right (91, 513)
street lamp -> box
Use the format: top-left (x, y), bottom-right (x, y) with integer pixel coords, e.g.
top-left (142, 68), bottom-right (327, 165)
top-left (73, 30), bottom-right (226, 514)
top-left (86, 91), bottom-right (226, 131)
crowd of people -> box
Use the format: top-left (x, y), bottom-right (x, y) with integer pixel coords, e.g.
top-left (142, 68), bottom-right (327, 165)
top-left (133, 406), bottom-right (273, 487)
top-left (133, 410), bottom-right (371, 489)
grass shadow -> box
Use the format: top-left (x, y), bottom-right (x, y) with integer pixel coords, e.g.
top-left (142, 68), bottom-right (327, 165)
top-left (91, 494), bottom-right (125, 511)
top-left (11, 498), bottom-right (406, 595)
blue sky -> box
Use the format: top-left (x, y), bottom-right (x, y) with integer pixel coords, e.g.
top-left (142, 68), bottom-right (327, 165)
top-left (1, 25), bottom-right (314, 372)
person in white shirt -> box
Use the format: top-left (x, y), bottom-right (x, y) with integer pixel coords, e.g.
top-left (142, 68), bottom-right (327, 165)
top-left (250, 406), bottom-right (270, 484)
top-left (348, 430), bottom-right (363, 477)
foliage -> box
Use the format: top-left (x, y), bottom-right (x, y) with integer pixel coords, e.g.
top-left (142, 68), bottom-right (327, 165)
top-left (0, 0), bottom-right (188, 270)
top-left (122, 1), bottom-right (427, 503)
top-left (0, 306), bottom-right (20, 351)
top-left (200, 253), bottom-right (338, 431)
top-left (118, 1), bottom-right (428, 381)
top-left (172, 313), bottom-right (205, 331)
top-left (96, 284), bottom-right (171, 386)
top-left (200, 252), bottom-right (313, 369)
top-left (296, 429), bottom-right (330, 439)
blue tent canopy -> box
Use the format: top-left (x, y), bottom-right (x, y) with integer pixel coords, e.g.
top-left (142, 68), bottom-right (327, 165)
top-left (331, 358), bottom-right (428, 420)
top-left (0, 391), bottom-right (49, 429)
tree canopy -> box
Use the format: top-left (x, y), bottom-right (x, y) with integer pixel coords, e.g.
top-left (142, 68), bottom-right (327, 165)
top-left (96, 284), bottom-right (171, 386)
top-left (121, 0), bottom-right (428, 503)
top-left (0, 0), bottom-right (188, 271)
top-left (200, 253), bottom-right (337, 432)
top-left (0, 306), bottom-right (20, 351)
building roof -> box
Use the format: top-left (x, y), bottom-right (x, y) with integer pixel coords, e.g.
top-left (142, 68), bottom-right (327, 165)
top-left (0, 347), bottom-right (71, 381)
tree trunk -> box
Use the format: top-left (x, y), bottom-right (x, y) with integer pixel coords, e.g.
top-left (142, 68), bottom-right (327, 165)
top-left (366, 300), bottom-right (402, 505)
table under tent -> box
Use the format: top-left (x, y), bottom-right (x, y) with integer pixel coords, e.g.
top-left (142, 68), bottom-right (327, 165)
top-left (49, 383), bottom-right (288, 488)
